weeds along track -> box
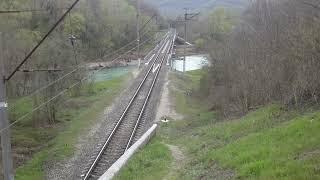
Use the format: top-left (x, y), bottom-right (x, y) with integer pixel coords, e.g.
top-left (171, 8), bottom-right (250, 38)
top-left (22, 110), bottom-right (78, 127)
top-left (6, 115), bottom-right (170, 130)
top-left (82, 31), bottom-right (175, 180)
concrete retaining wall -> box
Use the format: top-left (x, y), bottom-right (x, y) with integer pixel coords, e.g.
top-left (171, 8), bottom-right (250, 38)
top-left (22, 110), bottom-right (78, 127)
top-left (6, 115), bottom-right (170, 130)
top-left (98, 124), bottom-right (158, 180)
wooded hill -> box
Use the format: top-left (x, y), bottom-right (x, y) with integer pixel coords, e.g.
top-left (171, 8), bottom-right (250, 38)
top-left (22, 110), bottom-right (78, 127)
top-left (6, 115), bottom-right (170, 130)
top-left (0, 0), bottom-right (160, 177)
top-left (0, 0), bottom-right (159, 111)
top-left (144, 0), bottom-right (247, 17)
top-left (192, 0), bottom-right (320, 116)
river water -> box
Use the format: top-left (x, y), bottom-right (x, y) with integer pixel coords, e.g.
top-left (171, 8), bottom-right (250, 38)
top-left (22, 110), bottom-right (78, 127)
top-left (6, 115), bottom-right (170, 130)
top-left (172, 55), bottom-right (209, 72)
top-left (93, 66), bottom-right (137, 82)
top-left (93, 55), bottom-right (208, 82)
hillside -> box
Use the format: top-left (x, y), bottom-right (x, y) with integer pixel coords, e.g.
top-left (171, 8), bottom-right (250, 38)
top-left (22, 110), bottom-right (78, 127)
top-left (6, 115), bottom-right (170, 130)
top-left (117, 70), bottom-right (320, 179)
top-left (144, 0), bottom-right (247, 17)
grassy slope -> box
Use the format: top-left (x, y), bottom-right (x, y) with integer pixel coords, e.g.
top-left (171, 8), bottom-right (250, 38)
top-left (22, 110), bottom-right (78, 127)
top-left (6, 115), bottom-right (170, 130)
top-left (13, 74), bottom-right (131, 180)
top-left (115, 137), bottom-right (172, 180)
top-left (118, 70), bottom-right (320, 179)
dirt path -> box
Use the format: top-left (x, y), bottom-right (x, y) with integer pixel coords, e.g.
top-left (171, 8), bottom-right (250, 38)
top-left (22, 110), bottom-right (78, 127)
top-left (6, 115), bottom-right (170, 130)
top-left (155, 72), bottom-right (183, 122)
top-left (163, 144), bottom-right (186, 180)
top-left (154, 71), bottom-right (186, 179)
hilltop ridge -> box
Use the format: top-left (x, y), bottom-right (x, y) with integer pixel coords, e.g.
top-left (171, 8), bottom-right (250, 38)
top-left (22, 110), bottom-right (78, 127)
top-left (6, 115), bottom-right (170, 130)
top-left (144, 0), bottom-right (247, 17)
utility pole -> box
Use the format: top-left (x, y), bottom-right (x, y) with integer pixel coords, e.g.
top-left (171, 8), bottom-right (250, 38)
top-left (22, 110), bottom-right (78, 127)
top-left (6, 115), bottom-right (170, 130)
top-left (183, 8), bottom-right (188, 73)
top-left (136, 0), bottom-right (141, 68)
top-left (0, 32), bottom-right (14, 180)
top-left (182, 8), bottom-right (199, 73)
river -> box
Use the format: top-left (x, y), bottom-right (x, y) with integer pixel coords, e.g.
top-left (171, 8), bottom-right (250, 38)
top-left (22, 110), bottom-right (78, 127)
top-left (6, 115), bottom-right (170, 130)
top-left (172, 55), bottom-right (209, 72)
top-left (93, 66), bottom-right (137, 82)
top-left (93, 54), bottom-right (209, 82)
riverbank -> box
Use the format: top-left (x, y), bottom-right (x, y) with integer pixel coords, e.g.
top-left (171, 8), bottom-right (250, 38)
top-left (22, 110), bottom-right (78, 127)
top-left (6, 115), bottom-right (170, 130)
top-left (87, 60), bottom-right (140, 70)
top-left (116, 70), bottom-right (320, 179)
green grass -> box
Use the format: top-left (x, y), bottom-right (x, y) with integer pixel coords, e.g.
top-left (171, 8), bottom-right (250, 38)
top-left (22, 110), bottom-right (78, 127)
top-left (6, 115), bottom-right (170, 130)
top-left (99, 69), bottom-right (320, 179)
top-left (211, 112), bottom-right (320, 179)
top-left (14, 74), bottom-right (131, 180)
top-left (9, 97), bottom-right (33, 120)
top-left (124, 69), bottom-right (320, 179)
top-left (115, 137), bottom-right (172, 180)
top-left (166, 70), bottom-right (320, 179)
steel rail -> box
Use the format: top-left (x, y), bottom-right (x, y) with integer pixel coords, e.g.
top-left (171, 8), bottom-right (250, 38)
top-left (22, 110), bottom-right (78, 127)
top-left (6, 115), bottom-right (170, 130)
top-left (125, 34), bottom-right (173, 151)
top-left (82, 33), bottom-right (170, 180)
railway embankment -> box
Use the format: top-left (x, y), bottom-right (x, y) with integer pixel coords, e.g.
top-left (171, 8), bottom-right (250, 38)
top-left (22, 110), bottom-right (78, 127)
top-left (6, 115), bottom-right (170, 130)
top-left (116, 70), bottom-right (320, 179)
top-left (14, 74), bottom-right (132, 180)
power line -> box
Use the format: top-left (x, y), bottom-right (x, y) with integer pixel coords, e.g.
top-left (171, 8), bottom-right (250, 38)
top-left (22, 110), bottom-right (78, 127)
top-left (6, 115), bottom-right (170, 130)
top-left (5, 0), bottom-right (81, 81)
top-left (137, 0), bottom-right (141, 67)
top-left (0, 2), bottom-right (157, 178)
top-left (99, 29), bottom-right (151, 61)
top-left (7, 31), bottom-right (154, 111)
top-left (182, 8), bottom-right (199, 73)
top-left (7, 68), bottom-right (80, 111)
top-left (4, 3), bottom-right (155, 81)
top-left (139, 14), bottom-right (157, 34)
top-left (82, 15), bottom-right (155, 61)
top-left (90, 30), bottom-right (156, 62)
top-left (0, 8), bottom-right (69, 14)
top-left (110, 35), bottom-right (153, 64)
top-left (0, 36), bottom-right (155, 134)
top-left (18, 69), bottom-right (62, 72)
top-left (301, 1), bottom-right (320, 9)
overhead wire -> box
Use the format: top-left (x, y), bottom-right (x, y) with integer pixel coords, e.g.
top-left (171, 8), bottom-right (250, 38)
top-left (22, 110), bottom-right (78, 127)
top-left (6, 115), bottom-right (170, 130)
top-left (98, 29), bottom-right (154, 61)
top-left (0, 8), bottom-right (69, 14)
top-left (6, 0), bottom-right (81, 81)
top-left (7, 30), bottom-right (154, 111)
top-left (3, 0), bottom-right (160, 124)
top-left (139, 14), bottom-right (157, 34)
top-left (1, 35), bottom-right (156, 134)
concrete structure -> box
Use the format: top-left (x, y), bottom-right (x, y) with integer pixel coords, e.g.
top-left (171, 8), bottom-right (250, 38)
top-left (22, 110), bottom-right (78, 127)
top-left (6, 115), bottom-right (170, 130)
top-left (98, 124), bottom-right (158, 180)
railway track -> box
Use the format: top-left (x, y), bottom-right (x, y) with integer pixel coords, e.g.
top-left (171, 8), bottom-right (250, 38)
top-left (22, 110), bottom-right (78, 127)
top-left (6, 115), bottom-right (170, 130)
top-left (82, 30), bottom-right (175, 180)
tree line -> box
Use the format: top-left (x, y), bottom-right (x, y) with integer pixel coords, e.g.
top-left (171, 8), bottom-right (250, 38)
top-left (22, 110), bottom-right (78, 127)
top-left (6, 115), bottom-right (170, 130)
top-left (0, 0), bottom-right (160, 124)
top-left (194, 0), bottom-right (320, 116)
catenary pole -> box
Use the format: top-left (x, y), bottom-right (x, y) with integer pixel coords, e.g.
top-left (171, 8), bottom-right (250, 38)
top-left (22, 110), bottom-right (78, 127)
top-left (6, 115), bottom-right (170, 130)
top-left (0, 32), bottom-right (14, 180)
top-left (137, 0), bottom-right (141, 67)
